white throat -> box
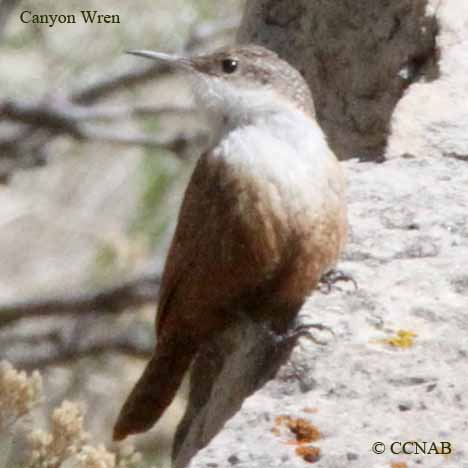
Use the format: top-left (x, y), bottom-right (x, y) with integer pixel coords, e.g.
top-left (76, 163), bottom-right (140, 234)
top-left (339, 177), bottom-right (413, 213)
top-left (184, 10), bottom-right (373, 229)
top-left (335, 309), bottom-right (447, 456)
top-left (192, 75), bottom-right (302, 143)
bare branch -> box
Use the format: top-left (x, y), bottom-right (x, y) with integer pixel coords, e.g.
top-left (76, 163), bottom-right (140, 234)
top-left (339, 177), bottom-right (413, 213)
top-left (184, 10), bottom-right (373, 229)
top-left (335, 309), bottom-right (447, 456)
top-left (70, 104), bottom-right (196, 121)
top-left (0, 271), bottom-right (161, 328)
top-left (0, 126), bottom-right (53, 183)
top-left (82, 126), bottom-right (207, 157)
top-left (10, 332), bottom-right (153, 371)
top-left (71, 62), bottom-right (173, 105)
top-left (0, 98), bottom-right (207, 156)
top-left (0, 98), bottom-right (196, 124)
top-left (1, 15), bottom-right (237, 178)
top-left (0, 99), bottom-right (84, 138)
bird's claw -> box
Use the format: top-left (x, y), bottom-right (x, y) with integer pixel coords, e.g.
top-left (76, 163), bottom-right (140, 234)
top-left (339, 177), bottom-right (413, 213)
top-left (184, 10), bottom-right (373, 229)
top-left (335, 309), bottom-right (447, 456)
top-left (285, 322), bottom-right (335, 346)
top-left (319, 268), bottom-right (358, 294)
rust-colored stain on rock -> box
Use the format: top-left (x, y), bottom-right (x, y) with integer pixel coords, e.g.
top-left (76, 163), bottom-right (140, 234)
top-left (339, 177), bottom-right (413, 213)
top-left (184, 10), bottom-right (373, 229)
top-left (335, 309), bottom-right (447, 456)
top-left (295, 445), bottom-right (321, 463)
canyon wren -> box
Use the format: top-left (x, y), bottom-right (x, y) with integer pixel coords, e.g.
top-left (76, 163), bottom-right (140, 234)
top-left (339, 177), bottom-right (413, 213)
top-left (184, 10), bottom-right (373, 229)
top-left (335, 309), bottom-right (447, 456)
top-left (113, 44), bottom-right (347, 442)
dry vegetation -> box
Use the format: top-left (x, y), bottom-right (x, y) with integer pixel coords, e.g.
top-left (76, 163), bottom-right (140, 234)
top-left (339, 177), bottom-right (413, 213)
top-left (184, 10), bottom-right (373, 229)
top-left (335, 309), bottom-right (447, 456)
top-left (0, 361), bottom-right (147, 468)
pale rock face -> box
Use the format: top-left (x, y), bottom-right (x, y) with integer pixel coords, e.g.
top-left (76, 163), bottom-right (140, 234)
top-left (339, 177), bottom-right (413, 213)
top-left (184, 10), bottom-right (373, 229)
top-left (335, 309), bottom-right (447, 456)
top-left (386, 1), bottom-right (468, 159)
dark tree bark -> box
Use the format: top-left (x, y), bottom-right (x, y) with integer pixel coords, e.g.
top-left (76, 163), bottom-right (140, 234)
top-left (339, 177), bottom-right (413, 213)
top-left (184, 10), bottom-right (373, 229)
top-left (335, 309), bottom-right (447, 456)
top-left (238, 0), bottom-right (439, 161)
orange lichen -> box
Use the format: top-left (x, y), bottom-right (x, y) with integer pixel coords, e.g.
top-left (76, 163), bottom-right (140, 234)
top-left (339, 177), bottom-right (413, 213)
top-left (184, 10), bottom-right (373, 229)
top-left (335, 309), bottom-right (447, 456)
top-left (273, 415), bottom-right (322, 463)
top-left (391, 462), bottom-right (408, 468)
top-left (303, 407), bottom-right (318, 414)
top-left (286, 417), bottom-right (321, 444)
top-left (296, 445), bottom-right (320, 463)
top-left (273, 415), bottom-right (321, 444)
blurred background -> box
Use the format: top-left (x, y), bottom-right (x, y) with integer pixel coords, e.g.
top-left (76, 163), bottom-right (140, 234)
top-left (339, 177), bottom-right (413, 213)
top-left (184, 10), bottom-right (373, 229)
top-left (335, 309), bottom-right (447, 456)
top-left (0, 0), bottom-right (243, 466)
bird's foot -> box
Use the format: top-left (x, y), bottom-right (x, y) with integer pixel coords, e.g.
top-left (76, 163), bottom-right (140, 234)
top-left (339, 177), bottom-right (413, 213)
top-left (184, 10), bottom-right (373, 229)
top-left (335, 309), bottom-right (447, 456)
top-left (279, 321), bottom-right (335, 347)
top-left (319, 268), bottom-right (358, 294)
top-left (278, 322), bottom-right (335, 387)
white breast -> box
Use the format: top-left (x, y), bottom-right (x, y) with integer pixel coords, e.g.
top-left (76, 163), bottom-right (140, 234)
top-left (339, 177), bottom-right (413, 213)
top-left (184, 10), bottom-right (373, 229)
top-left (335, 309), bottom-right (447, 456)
top-left (212, 110), bottom-right (342, 229)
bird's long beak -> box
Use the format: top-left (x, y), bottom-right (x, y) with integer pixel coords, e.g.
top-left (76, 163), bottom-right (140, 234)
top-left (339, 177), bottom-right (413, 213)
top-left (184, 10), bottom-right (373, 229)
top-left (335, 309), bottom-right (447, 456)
top-left (126, 50), bottom-right (194, 71)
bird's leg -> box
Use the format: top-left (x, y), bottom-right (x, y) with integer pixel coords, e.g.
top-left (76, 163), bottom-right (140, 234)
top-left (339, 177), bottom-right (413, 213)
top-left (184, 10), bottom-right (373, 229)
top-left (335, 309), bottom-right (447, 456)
top-left (266, 320), bottom-right (335, 348)
top-left (286, 321), bottom-right (335, 346)
top-left (318, 268), bottom-right (358, 294)
top-left (272, 321), bottom-right (335, 386)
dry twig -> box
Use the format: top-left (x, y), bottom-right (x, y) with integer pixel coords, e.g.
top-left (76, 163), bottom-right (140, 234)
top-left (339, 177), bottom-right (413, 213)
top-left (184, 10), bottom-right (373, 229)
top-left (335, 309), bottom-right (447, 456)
top-left (0, 16), bottom-right (238, 176)
top-left (10, 332), bottom-right (153, 371)
top-left (0, 271), bottom-right (161, 328)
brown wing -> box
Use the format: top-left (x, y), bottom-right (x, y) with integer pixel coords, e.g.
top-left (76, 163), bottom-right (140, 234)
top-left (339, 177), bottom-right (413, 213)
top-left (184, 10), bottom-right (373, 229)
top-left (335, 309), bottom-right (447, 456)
top-left (156, 150), bottom-right (261, 339)
top-left (155, 151), bottom-right (211, 337)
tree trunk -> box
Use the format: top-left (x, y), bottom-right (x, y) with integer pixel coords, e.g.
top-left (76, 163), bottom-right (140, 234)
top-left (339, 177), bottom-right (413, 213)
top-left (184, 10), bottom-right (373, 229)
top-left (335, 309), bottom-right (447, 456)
top-left (238, 0), bottom-right (438, 161)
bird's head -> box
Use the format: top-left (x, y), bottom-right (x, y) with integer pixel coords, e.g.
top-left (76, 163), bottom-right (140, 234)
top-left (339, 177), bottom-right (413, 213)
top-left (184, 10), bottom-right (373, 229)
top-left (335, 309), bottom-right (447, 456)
top-left (127, 44), bottom-right (314, 131)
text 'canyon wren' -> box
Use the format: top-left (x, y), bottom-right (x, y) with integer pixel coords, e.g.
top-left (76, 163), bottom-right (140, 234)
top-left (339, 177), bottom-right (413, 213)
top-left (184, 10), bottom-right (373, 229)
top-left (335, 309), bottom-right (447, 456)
top-left (113, 44), bottom-right (347, 442)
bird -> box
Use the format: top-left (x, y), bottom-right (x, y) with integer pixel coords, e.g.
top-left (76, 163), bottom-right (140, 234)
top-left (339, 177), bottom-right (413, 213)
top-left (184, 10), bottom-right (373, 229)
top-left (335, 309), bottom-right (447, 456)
top-left (113, 44), bottom-right (347, 442)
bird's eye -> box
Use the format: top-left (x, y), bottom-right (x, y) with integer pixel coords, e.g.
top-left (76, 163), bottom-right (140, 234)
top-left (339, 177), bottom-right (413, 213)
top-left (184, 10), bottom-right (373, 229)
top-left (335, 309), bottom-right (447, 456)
top-left (221, 58), bottom-right (238, 74)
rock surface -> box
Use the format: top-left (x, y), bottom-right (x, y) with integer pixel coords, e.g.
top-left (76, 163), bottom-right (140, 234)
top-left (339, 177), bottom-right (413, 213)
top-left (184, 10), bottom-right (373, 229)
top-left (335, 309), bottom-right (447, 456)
top-left (184, 155), bottom-right (468, 468)
top-left (387, 1), bottom-right (468, 159)
top-left (238, 0), bottom-right (438, 161)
